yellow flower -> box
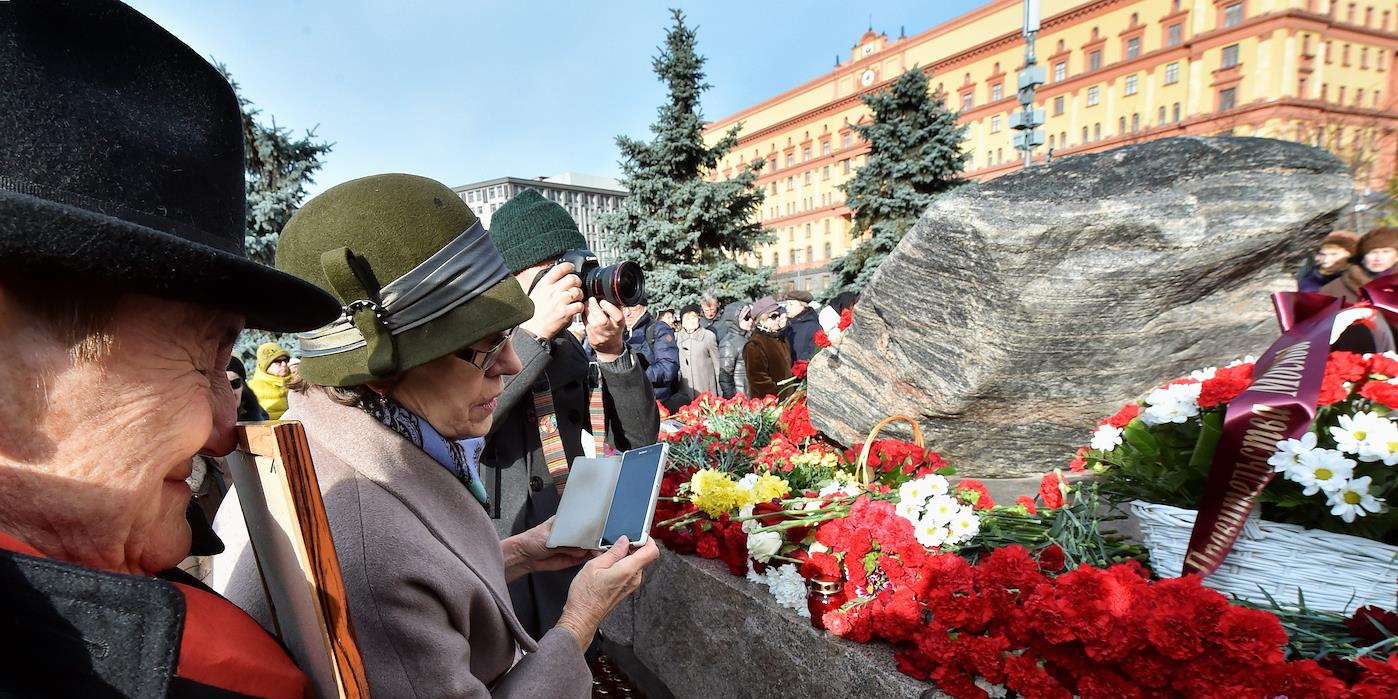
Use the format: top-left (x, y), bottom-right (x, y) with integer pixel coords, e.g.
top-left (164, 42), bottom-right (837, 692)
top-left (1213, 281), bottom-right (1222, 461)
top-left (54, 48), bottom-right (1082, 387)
top-left (690, 469), bottom-right (744, 517)
top-left (753, 473), bottom-right (790, 503)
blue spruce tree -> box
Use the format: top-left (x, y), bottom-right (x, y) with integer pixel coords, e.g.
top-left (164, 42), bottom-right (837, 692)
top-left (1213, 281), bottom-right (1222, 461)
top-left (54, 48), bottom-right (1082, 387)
top-left (831, 67), bottom-right (967, 292)
top-left (600, 9), bottom-right (770, 309)
top-left (218, 66), bottom-right (333, 366)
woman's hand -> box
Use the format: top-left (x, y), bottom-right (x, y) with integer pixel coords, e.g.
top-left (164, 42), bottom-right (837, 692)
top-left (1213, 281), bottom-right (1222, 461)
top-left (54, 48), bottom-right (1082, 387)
top-left (556, 536), bottom-right (661, 650)
top-left (500, 517), bottom-right (596, 582)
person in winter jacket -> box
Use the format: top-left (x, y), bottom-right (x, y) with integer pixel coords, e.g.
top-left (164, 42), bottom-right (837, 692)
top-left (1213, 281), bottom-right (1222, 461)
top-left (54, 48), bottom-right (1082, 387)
top-left (718, 303), bottom-right (753, 398)
top-left (744, 296), bottom-right (794, 400)
top-left (783, 289), bottom-right (822, 362)
top-left (675, 304), bottom-right (720, 402)
top-left (1297, 230), bottom-right (1359, 292)
top-left (246, 342), bottom-right (292, 419)
top-left (699, 294), bottom-right (721, 338)
top-left (1321, 228), bottom-right (1398, 302)
top-left (478, 189), bottom-right (660, 642)
top-left (623, 302), bottom-right (681, 408)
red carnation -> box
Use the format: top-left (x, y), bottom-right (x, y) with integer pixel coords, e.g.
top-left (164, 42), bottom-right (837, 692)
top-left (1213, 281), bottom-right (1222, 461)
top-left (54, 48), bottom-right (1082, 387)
top-left (956, 479), bottom-right (995, 510)
top-left (1105, 402), bottom-right (1140, 429)
top-left (1361, 381), bottom-right (1398, 410)
top-left (1039, 471), bottom-right (1065, 510)
top-left (838, 307), bottom-right (853, 331)
top-left (1198, 363), bottom-right (1253, 408)
top-left (1346, 605), bottom-right (1398, 647)
top-left (1036, 544), bottom-right (1066, 572)
top-left (791, 359), bottom-right (809, 379)
top-left (1016, 495), bottom-right (1038, 515)
top-left (1068, 446), bottom-right (1089, 472)
top-left (813, 328), bottom-right (831, 348)
top-left (1369, 352), bottom-right (1398, 379)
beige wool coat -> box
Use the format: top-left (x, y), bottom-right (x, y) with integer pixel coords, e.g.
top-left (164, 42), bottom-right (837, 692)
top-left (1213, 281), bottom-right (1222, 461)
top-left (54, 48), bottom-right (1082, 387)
top-left (221, 388), bottom-right (591, 699)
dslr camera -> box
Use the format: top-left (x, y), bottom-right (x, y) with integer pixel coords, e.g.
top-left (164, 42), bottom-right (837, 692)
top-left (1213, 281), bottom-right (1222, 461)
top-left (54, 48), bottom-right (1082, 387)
top-left (556, 249), bottom-right (646, 308)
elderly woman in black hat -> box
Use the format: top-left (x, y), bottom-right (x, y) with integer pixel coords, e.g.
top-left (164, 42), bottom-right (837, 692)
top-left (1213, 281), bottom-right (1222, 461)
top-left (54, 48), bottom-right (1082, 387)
top-left (0, 2), bottom-right (342, 696)
top-left (218, 174), bottom-right (658, 699)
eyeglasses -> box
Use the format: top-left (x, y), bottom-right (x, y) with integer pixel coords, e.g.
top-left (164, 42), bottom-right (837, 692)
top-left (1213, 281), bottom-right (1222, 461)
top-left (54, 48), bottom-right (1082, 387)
top-left (228, 377), bottom-right (244, 390)
top-left (455, 330), bottom-right (514, 371)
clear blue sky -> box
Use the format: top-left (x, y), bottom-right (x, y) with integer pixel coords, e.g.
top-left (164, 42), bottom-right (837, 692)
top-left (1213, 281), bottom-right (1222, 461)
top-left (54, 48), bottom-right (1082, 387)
top-left (127, 1), bottom-right (987, 196)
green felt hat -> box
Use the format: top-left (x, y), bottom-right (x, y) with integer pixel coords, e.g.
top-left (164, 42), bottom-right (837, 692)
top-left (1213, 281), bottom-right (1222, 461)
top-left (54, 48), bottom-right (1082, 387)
top-left (276, 174), bottom-right (533, 387)
top-left (489, 189), bottom-right (589, 274)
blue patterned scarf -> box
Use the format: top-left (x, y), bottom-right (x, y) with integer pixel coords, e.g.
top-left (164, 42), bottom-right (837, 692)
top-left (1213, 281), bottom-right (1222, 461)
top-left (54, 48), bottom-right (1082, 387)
top-left (357, 394), bottom-right (489, 506)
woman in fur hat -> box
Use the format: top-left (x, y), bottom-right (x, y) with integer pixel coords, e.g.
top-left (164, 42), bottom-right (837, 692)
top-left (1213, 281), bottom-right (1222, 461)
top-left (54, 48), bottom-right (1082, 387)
top-left (1320, 227), bottom-right (1398, 302)
top-left (218, 174), bottom-right (657, 699)
top-left (743, 296), bottom-right (794, 399)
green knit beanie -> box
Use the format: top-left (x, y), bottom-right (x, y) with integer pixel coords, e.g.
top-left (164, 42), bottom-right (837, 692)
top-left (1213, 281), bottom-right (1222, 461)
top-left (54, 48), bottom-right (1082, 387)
top-left (489, 189), bottom-right (589, 274)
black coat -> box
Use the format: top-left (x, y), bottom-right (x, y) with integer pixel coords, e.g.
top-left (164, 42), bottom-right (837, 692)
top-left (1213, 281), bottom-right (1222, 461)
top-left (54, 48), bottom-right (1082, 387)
top-left (785, 307), bottom-right (822, 362)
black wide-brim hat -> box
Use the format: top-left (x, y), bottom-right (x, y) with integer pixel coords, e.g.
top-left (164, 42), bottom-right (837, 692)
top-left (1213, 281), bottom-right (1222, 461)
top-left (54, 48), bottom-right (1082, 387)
top-left (0, 0), bottom-right (340, 332)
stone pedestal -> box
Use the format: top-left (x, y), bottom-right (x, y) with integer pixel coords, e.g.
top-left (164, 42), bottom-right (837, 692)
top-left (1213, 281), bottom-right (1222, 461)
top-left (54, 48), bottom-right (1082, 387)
top-left (601, 552), bottom-right (948, 699)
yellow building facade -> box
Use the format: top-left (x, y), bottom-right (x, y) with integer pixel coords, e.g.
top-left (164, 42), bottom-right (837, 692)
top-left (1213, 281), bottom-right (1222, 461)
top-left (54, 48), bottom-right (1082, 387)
top-left (705, 0), bottom-right (1398, 294)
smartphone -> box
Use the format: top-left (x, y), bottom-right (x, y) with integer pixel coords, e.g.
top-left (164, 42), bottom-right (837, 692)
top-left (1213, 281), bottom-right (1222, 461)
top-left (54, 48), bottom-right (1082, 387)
top-left (598, 443), bottom-right (669, 548)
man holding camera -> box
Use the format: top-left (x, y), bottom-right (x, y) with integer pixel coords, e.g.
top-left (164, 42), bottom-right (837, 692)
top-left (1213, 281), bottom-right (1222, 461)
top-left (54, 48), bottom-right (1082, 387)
top-left (482, 189), bottom-right (661, 641)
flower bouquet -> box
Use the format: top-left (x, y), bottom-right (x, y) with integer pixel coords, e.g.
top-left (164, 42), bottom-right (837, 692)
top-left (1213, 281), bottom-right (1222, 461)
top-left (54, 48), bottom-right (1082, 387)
top-left (1078, 350), bottom-right (1398, 612)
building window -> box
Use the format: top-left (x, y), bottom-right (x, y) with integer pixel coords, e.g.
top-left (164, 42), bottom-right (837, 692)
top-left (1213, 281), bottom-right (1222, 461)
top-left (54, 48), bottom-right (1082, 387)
top-left (1360, 47), bottom-right (1368, 69)
top-left (1158, 105), bottom-right (1167, 124)
top-left (1124, 74), bottom-right (1138, 95)
top-left (789, 251), bottom-right (797, 266)
top-left (961, 93), bottom-right (974, 111)
top-left (1131, 113), bottom-right (1140, 132)
top-left (990, 115), bottom-right (1003, 133)
top-left (1049, 134), bottom-right (1056, 149)
top-left (1118, 116), bottom-right (1126, 133)
top-left (1224, 3), bottom-right (1243, 28)
top-left (1054, 62), bottom-right (1067, 82)
top-left (1218, 87), bottom-right (1237, 111)
top-left (1324, 41), bottom-right (1333, 64)
top-left (1165, 62), bottom-right (1180, 84)
top-left (786, 177), bottom-right (794, 191)
top-left (821, 141), bottom-right (831, 156)
top-left (841, 132), bottom-right (852, 148)
top-left (1221, 44), bottom-right (1240, 68)
top-left (804, 171), bottom-right (813, 185)
top-left (1342, 44), bottom-right (1351, 66)
top-left (823, 241), bottom-right (832, 259)
top-left (1089, 50), bottom-right (1102, 71)
top-left (1167, 23), bottom-right (1183, 47)
top-left (802, 146), bottom-right (812, 161)
top-left (841, 159), bottom-right (850, 174)
top-left (991, 83), bottom-right (1004, 101)
top-left (1086, 85), bottom-right (1100, 106)
top-left (1338, 85), bottom-right (1346, 103)
top-left (1126, 37), bottom-right (1141, 60)
top-left (822, 165), bottom-right (830, 181)
top-left (786, 154), bottom-right (795, 167)
top-left (805, 223), bottom-right (812, 238)
top-left (1082, 126), bottom-right (1089, 142)
top-left (1093, 122), bottom-right (1101, 140)
top-left (1053, 95), bottom-right (1065, 115)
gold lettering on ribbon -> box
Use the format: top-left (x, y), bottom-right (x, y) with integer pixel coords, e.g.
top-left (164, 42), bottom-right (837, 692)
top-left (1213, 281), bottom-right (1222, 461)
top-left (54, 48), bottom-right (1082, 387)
top-left (1183, 398), bottom-right (1298, 572)
top-left (1247, 342), bottom-right (1311, 396)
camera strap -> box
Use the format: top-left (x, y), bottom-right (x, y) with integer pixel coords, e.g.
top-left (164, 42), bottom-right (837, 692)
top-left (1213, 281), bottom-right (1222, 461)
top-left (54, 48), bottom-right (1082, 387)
top-left (531, 371), bottom-right (607, 495)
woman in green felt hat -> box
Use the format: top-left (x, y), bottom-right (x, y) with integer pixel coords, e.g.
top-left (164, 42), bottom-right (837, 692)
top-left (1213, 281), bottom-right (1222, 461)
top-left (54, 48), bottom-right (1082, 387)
top-left (217, 173), bottom-right (658, 698)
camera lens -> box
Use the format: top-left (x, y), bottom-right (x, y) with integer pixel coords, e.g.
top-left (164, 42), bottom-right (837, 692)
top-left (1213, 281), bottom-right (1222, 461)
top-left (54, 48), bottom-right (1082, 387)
top-left (588, 261), bottom-right (644, 307)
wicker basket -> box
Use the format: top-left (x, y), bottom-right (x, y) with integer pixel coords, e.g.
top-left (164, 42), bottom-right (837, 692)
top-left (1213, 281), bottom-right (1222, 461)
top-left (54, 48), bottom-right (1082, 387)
top-left (1131, 500), bottom-right (1398, 613)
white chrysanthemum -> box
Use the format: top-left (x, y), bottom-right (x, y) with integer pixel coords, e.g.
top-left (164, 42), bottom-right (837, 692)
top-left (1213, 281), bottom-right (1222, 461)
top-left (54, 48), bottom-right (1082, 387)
top-left (898, 476), bottom-right (938, 509)
top-left (1326, 476), bottom-right (1386, 523)
top-left (894, 498), bottom-right (924, 524)
top-left (1287, 448), bottom-right (1356, 496)
top-left (1140, 382), bottom-right (1202, 426)
top-left (921, 474), bottom-right (950, 497)
top-left (738, 503), bottom-right (760, 534)
top-left (744, 564), bottom-right (764, 585)
top-left (1190, 366), bottom-right (1219, 381)
top-left (1268, 432), bottom-right (1317, 475)
top-left (912, 520), bottom-right (950, 550)
top-left (1355, 420), bottom-right (1398, 466)
top-left (763, 565), bottom-right (810, 616)
top-left (1330, 411), bottom-right (1391, 455)
top-left (946, 508), bottom-right (981, 545)
top-left (746, 530), bottom-right (783, 563)
top-left (921, 494), bottom-right (961, 527)
top-left (1226, 355), bottom-right (1258, 367)
top-left (736, 473), bottom-right (760, 492)
top-left (1090, 424), bottom-right (1124, 452)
